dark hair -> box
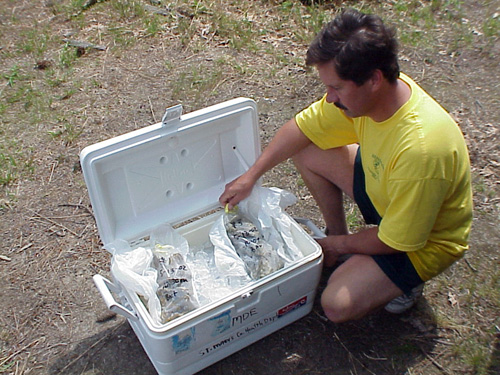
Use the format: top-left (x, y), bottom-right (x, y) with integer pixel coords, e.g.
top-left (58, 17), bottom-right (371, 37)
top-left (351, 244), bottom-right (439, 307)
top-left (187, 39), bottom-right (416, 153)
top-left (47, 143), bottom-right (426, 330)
top-left (306, 9), bottom-right (400, 85)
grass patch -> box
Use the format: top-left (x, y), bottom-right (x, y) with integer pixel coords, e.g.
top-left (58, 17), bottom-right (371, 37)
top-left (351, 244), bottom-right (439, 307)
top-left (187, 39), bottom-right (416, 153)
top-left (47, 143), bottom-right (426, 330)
top-left (112, 0), bottom-right (146, 19)
top-left (483, 14), bottom-right (500, 38)
top-left (171, 62), bottom-right (225, 102)
top-left (17, 25), bottom-right (51, 58)
top-left (0, 139), bottom-right (34, 187)
top-left (48, 114), bottom-right (85, 145)
top-left (3, 65), bottom-right (22, 87)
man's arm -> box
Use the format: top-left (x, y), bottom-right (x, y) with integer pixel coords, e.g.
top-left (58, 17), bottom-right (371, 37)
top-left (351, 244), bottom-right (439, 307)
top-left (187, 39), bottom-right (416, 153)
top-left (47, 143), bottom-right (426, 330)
top-left (219, 118), bottom-right (311, 208)
top-left (318, 227), bottom-right (399, 266)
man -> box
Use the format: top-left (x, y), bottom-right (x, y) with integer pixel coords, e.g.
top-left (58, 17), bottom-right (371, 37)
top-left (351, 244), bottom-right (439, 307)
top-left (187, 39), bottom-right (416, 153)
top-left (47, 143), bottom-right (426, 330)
top-left (219, 9), bottom-right (472, 323)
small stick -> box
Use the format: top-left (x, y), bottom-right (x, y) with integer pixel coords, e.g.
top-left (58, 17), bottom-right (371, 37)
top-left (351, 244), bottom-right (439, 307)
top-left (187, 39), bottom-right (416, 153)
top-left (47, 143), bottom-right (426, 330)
top-left (464, 258), bottom-right (477, 273)
top-left (0, 338), bottom-right (42, 367)
top-left (17, 243), bottom-right (33, 253)
top-left (48, 162), bottom-right (57, 183)
top-left (333, 332), bottom-right (377, 375)
top-left (58, 203), bottom-right (94, 218)
top-left (28, 209), bottom-right (80, 237)
top-left (418, 344), bottom-right (453, 375)
top-left (149, 96), bottom-right (157, 122)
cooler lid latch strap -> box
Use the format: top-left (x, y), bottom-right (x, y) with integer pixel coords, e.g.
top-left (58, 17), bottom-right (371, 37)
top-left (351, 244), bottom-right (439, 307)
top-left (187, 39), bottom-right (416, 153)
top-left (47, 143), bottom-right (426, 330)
top-left (161, 104), bottom-right (183, 129)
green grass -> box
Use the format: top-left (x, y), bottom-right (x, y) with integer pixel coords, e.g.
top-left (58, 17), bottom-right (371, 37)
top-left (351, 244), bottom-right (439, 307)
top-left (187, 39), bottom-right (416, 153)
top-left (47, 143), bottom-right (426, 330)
top-left (112, 0), bottom-right (146, 19)
top-left (47, 124), bottom-right (83, 145)
top-left (17, 26), bottom-right (51, 58)
top-left (483, 14), bottom-right (500, 36)
top-left (0, 139), bottom-right (34, 187)
top-left (3, 65), bottom-right (21, 87)
top-left (59, 44), bottom-right (80, 68)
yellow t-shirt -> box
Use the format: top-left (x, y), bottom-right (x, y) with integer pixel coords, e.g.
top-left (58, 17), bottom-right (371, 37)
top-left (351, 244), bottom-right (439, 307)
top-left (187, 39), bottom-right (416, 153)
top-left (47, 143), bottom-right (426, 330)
top-left (295, 73), bottom-right (473, 281)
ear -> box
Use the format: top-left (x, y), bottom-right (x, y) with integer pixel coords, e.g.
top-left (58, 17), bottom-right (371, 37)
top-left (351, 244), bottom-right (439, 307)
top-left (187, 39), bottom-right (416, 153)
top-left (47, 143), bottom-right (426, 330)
top-left (370, 69), bottom-right (384, 90)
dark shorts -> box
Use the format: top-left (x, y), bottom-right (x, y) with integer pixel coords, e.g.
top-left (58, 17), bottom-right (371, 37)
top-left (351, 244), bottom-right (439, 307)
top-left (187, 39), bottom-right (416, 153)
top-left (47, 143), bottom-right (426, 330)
top-left (353, 148), bottom-right (423, 295)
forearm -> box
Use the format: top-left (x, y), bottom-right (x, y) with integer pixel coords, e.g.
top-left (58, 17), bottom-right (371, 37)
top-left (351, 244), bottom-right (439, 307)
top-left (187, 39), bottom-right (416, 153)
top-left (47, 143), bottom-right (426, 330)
top-left (245, 118), bottom-right (311, 181)
top-left (220, 118), bottom-right (311, 208)
top-left (321, 227), bottom-right (398, 256)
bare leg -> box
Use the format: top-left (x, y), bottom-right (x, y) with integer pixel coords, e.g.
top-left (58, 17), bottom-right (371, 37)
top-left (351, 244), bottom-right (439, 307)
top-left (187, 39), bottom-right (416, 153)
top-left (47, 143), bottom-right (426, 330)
top-left (321, 255), bottom-right (403, 322)
top-left (292, 143), bottom-right (358, 235)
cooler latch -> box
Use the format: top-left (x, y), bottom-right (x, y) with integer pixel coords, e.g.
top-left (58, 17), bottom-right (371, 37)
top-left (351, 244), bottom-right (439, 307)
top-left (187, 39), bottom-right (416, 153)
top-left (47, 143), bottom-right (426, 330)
top-left (161, 104), bottom-right (183, 129)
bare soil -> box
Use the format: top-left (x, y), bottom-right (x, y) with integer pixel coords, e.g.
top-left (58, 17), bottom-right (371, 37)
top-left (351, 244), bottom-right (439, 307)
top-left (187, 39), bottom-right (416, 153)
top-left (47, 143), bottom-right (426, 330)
top-left (0, 1), bottom-right (499, 374)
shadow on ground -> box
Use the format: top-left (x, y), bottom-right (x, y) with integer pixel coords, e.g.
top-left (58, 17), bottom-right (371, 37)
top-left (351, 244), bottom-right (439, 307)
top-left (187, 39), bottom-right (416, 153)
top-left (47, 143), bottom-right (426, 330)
top-left (50, 268), bottom-right (438, 375)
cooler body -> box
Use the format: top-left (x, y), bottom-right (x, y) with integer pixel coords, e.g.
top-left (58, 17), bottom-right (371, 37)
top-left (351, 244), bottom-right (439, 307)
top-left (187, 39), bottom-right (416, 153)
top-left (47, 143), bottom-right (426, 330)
top-left (82, 98), bottom-right (324, 375)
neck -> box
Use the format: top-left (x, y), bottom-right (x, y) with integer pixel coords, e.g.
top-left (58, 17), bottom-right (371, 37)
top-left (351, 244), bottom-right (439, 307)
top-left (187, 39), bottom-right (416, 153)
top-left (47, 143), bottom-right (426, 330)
top-left (369, 78), bottom-right (411, 122)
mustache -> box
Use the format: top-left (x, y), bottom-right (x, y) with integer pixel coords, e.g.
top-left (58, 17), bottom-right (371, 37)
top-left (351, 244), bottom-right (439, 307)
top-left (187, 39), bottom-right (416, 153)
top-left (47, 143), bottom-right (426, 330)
top-left (334, 102), bottom-right (348, 111)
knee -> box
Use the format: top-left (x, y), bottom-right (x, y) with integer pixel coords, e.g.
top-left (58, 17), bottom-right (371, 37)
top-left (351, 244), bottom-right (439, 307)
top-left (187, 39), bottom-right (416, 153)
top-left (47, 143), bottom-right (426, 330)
top-left (291, 147), bottom-right (310, 170)
top-left (321, 290), bottom-right (357, 323)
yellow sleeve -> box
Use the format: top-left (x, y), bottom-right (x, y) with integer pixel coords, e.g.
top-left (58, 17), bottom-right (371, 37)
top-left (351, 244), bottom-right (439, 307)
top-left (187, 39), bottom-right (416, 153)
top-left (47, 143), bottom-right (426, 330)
top-left (295, 95), bottom-right (358, 150)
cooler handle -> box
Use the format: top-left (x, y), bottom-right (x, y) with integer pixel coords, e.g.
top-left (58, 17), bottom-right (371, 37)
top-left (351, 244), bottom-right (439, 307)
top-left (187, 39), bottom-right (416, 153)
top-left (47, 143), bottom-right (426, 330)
top-left (93, 274), bottom-right (139, 322)
top-left (293, 217), bottom-right (326, 239)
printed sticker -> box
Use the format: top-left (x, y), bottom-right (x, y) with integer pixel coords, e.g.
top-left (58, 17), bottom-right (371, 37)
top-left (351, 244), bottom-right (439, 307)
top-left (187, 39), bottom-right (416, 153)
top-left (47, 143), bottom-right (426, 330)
top-left (277, 296), bottom-right (307, 317)
top-left (171, 327), bottom-right (196, 354)
top-left (209, 309), bottom-right (232, 336)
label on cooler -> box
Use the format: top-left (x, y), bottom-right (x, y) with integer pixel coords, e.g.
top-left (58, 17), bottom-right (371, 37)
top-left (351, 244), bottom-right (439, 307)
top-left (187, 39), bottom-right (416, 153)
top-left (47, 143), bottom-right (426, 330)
top-left (197, 295), bottom-right (308, 357)
top-left (277, 296), bottom-right (307, 317)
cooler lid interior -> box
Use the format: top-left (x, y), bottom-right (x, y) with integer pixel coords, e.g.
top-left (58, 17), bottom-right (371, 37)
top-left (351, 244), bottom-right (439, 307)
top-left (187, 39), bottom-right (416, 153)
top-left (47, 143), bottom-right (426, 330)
top-left (80, 98), bottom-right (260, 245)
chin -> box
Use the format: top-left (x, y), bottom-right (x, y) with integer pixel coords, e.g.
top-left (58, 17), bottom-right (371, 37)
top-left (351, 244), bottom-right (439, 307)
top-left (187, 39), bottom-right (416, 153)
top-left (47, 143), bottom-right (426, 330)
top-left (342, 110), bottom-right (356, 118)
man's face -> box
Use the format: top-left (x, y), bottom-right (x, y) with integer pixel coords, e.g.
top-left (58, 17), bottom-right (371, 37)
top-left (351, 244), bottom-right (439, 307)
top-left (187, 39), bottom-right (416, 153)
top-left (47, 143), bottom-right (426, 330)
top-left (316, 61), bottom-right (374, 118)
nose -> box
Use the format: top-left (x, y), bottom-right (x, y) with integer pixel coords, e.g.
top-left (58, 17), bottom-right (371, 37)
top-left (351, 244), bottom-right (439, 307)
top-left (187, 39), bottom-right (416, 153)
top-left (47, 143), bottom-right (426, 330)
top-left (326, 88), bottom-right (339, 104)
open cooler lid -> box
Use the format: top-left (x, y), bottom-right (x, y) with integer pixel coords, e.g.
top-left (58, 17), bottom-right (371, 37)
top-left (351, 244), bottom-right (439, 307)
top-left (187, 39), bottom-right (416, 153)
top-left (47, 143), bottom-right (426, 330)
top-left (80, 98), bottom-right (260, 246)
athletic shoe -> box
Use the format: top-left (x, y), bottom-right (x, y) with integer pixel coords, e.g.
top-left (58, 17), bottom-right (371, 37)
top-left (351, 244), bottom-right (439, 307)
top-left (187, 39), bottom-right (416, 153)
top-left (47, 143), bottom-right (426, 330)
top-left (384, 284), bottom-right (424, 314)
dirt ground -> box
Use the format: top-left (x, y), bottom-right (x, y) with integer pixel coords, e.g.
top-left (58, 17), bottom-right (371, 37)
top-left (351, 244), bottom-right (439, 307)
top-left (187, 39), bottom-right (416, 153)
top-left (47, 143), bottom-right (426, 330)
top-left (0, 0), bottom-right (499, 374)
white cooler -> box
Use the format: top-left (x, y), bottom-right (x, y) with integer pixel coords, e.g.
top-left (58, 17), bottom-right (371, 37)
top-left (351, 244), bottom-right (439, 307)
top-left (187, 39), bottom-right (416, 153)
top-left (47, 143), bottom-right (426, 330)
top-left (80, 98), bottom-right (324, 375)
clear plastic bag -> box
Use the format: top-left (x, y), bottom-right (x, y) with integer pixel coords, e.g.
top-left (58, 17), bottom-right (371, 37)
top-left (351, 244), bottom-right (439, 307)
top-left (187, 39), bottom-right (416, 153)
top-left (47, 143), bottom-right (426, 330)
top-left (153, 251), bottom-right (198, 323)
top-left (224, 207), bottom-right (283, 279)
top-left (150, 225), bottom-right (199, 323)
top-left (107, 224), bottom-right (199, 325)
top-left (106, 240), bottom-right (162, 324)
top-left (210, 187), bottom-right (304, 281)
top-left (186, 244), bottom-right (243, 306)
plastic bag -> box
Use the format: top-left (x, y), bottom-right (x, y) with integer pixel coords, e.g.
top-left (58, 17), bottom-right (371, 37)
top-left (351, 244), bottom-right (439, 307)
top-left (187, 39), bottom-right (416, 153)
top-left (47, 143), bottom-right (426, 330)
top-left (209, 186), bottom-right (303, 281)
top-left (153, 252), bottom-right (198, 323)
top-left (209, 218), bottom-right (252, 286)
top-left (238, 186), bottom-right (303, 264)
top-left (224, 206), bottom-right (283, 279)
top-left (107, 224), bottom-right (199, 325)
top-left (186, 244), bottom-right (242, 306)
top-left (106, 239), bottom-right (162, 324)
top-left (150, 224), bottom-right (199, 323)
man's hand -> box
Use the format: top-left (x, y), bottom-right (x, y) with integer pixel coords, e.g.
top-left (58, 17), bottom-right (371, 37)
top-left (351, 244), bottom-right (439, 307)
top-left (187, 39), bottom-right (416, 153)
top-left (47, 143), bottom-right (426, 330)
top-left (317, 235), bottom-right (343, 267)
top-left (219, 173), bottom-right (256, 210)
top-left (317, 228), bottom-right (399, 267)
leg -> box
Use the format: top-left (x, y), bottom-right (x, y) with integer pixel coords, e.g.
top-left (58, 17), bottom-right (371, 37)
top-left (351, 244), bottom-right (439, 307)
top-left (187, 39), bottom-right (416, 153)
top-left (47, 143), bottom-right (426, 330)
top-left (292, 143), bottom-right (358, 235)
top-left (321, 255), bottom-right (403, 323)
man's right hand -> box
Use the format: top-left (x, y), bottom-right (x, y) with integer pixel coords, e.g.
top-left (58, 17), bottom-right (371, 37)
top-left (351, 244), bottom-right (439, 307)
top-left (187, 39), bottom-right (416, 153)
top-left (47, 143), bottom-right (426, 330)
top-left (218, 173), bottom-right (256, 210)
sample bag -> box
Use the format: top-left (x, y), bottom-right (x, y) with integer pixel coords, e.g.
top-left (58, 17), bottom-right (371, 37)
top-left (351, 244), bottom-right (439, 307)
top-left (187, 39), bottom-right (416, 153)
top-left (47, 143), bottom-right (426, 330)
top-left (209, 186), bottom-right (303, 281)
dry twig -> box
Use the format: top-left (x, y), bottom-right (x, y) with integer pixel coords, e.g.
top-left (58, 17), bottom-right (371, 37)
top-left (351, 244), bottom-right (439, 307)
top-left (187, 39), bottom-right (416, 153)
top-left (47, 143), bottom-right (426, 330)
top-left (333, 332), bottom-right (377, 375)
top-left (0, 338), bottom-right (43, 368)
top-left (28, 209), bottom-right (80, 237)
